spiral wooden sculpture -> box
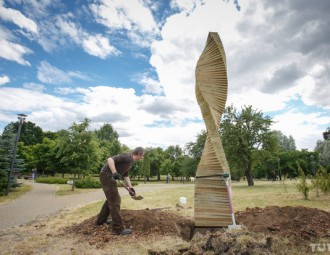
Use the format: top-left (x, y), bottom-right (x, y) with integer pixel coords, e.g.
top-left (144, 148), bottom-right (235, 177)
top-left (194, 32), bottom-right (231, 227)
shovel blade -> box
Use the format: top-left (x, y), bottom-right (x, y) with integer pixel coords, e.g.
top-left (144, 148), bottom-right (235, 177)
top-left (131, 195), bottom-right (144, 200)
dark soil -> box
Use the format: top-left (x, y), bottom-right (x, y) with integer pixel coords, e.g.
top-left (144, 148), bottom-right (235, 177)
top-left (66, 206), bottom-right (330, 254)
top-left (236, 206), bottom-right (330, 243)
top-left (66, 208), bottom-right (193, 246)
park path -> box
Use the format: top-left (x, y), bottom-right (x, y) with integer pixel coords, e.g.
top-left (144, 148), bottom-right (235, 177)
top-left (0, 180), bottom-right (187, 230)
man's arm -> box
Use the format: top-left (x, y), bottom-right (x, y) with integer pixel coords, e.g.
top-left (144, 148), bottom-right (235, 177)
top-left (107, 157), bottom-right (117, 174)
top-left (123, 176), bottom-right (133, 188)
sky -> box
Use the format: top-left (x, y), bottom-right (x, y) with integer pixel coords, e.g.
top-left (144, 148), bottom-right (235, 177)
top-left (0, 0), bottom-right (329, 151)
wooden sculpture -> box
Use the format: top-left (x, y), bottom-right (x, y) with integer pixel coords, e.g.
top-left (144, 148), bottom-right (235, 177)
top-left (194, 32), bottom-right (231, 227)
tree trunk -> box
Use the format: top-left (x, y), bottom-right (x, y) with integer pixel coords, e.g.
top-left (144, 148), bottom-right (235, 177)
top-left (245, 157), bottom-right (254, 186)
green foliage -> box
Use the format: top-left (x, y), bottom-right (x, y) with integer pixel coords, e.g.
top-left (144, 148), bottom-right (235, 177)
top-left (9, 121), bottom-right (43, 146)
top-left (148, 147), bottom-right (164, 180)
top-left (271, 130), bottom-right (296, 151)
top-left (35, 177), bottom-right (69, 184)
top-left (184, 130), bottom-right (207, 177)
top-left (315, 165), bottom-right (330, 195)
top-left (94, 123), bottom-right (122, 169)
top-left (55, 118), bottom-right (101, 177)
top-left (75, 176), bottom-right (101, 189)
top-left (323, 127), bottom-right (330, 140)
top-left (141, 151), bottom-right (151, 180)
top-left (315, 139), bottom-right (330, 168)
top-left (0, 170), bottom-right (8, 196)
top-left (163, 145), bottom-right (183, 178)
top-left (0, 123), bottom-right (26, 195)
top-left (296, 163), bottom-right (310, 200)
top-left (220, 105), bottom-right (273, 186)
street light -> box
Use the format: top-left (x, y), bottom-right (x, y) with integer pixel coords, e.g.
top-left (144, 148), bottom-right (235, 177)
top-left (5, 114), bottom-right (27, 196)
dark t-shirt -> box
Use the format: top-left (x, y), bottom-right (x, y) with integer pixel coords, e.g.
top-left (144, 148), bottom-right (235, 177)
top-left (101, 152), bottom-right (134, 177)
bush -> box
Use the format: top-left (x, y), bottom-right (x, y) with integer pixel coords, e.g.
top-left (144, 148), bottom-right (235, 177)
top-left (75, 176), bottom-right (101, 189)
top-left (296, 163), bottom-right (310, 200)
top-left (35, 177), bottom-right (69, 184)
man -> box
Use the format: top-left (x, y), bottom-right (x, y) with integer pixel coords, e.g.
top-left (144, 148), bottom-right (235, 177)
top-left (96, 147), bottom-right (144, 235)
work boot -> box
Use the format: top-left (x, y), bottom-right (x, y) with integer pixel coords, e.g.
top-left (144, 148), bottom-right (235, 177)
top-left (112, 228), bottom-right (132, 235)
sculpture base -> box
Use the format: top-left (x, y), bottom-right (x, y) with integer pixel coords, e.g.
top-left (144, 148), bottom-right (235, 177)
top-left (194, 177), bottom-right (232, 227)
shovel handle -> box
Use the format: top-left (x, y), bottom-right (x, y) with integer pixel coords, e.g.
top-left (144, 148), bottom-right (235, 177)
top-left (118, 180), bottom-right (135, 196)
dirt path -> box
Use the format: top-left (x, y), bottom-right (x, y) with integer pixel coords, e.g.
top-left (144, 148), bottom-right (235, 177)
top-left (0, 180), bottom-right (185, 229)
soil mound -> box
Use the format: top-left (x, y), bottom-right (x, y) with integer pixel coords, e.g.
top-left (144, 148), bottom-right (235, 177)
top-left (66, 208), bottom-right (193, 245)
top-left (236, 206), bottom-right (330, 243)
top-left (66, 206), bottom-right (330, 253)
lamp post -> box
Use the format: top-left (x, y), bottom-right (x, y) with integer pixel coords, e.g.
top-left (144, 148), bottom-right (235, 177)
top-left (5, 114), bottom-right (27, 196)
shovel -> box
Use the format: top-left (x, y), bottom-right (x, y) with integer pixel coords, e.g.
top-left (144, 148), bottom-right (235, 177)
top-left (118, 179), bottom-right (144, 200)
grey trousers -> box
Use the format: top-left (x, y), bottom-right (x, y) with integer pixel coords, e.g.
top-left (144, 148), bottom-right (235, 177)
top-left (96, 171), bottom-right (123, 234)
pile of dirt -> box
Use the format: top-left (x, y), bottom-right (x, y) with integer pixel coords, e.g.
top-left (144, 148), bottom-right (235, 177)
top-left (66, 208), bottom-right (193, 246)
top-left (66, 206), bottom-right (330, 253)
top-left (236, 206), bottom-right (330, 243)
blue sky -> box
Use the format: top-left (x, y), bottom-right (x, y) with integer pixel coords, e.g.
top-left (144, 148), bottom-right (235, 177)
top-left (0, 0), bottom-right (329, 151)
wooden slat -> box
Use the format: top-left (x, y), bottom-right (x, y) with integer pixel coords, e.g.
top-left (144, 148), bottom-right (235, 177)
top-left (194, 32), bottom-right (232, 227)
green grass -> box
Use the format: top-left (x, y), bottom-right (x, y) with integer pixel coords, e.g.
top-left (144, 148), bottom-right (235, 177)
top-left (231, 179), bottom-right (330, 212)
top-left (74, 179), bottom-right (329, 222)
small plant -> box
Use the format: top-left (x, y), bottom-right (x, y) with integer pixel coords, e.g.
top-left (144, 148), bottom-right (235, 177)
top-left (296, 163), bottom-right (310, 200)
top-left (318, 165), bottom-right (330, 195)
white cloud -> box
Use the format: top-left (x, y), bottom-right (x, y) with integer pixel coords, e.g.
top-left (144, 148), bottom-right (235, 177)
top-left (136, 73), bottom-right (163, 94)
top-left (0, 75), bottom-right (10, 85)
top-left (0, 38), bottom-right (32, 65)
top-left (0, 26), bottom-right (32, 65)
top-left (82, 34), bottom-right (119, 59)
top-left (37, 61), bottom-right (89, 85)
top-left (272, 111), bottom-right (330, 150)
top-left (37, 61), bottom-right (72, 85)
top-left (0, 0), bottom-right (38, 33)
top-left (22, 82), bottom-right (45, 91)
top-left (90, 0), bottom-right (160, 46)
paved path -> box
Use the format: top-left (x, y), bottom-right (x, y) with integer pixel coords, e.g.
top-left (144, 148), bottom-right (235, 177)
top-left (0, 180), bottom-right (188, 230)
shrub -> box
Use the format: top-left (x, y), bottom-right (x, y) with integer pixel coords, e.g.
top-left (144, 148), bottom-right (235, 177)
top-left (75, 176), bottom-right (101, 189)
top-left (35, 177), bottom-right (69, 184)
top-left (296, 163), bottom-right (310, 200)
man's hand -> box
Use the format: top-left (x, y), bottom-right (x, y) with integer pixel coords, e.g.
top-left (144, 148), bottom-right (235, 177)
top-left (128, 187), bottom-right (136, 196)
top-left (112, 172), bottom-right (122, 180)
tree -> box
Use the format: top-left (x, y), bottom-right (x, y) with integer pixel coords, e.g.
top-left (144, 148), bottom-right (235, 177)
top-left (272, 130), bottom-right (296, 151)
top-left (323, 127), bottom-right (330, 140)
top-left (148, 147), bottom-right (164, 180)
top-left (94, 123), bottom-right (122, 169)
top-left (160, 159), bottom-right (174, 178)
top-left (164, 145), bottom-right (183, 180)
top-left (0, 125), bottom-right (25, 194)
top-left (141, 151), bottom-right (150, 183)
top-left (4, 121), bottom-right (43, 146)
top-left (184, 130), bottom-right (207, 177)
top-left (315, 139), bottom-right (330, 169)
top-left (220, 105), bottom-right (273, 186)
top-left (55, 118), bottom-right (101, 190)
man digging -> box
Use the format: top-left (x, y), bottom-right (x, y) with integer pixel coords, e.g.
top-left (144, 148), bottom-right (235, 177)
top-left (95, 147), bottom-right (144, 235)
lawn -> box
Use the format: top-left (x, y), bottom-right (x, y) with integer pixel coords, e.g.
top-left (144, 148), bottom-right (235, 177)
top-left (72, 178), bottom-right (330, 223)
